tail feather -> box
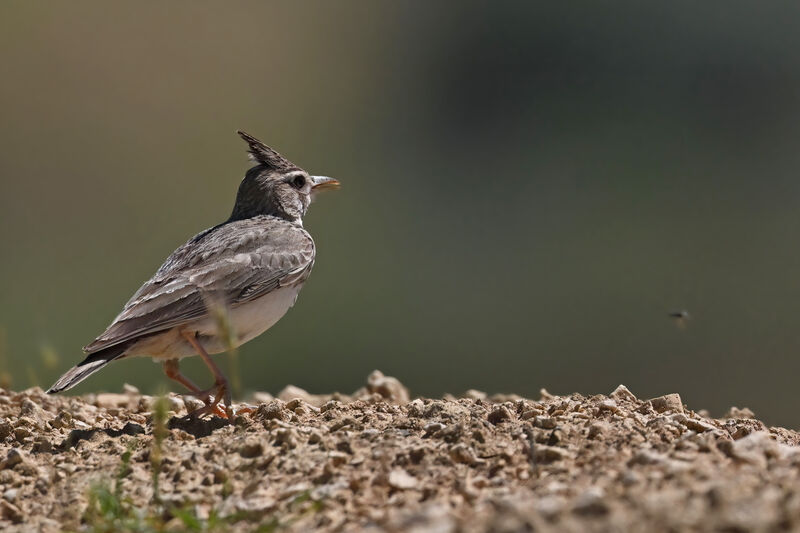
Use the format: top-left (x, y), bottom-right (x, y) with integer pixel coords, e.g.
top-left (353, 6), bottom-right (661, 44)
top-left (46, 344), bottom-right (127, 394)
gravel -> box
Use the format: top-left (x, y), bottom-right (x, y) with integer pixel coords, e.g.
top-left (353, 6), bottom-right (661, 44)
top-left (0, 373), bottom-right (798, 531)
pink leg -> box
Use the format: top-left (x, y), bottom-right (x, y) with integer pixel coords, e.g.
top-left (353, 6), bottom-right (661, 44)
top-left (181, 331), bottom-right (231, 418)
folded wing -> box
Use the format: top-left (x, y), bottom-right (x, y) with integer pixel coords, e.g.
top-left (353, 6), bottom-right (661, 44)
top-left (83, 216), bottom-right (314, 354)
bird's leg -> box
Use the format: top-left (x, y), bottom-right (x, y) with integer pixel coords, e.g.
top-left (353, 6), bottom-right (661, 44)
top-left (181, 331), bottom-right (231, 417)
top-left (163, 359), bottom-right (206, 397)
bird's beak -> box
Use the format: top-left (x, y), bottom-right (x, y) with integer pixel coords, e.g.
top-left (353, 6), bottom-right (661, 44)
top-left (310, 175), bottom-right (340, 192)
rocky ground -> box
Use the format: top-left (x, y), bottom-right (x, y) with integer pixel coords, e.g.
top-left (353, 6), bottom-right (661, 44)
top-left (0, 371), bottom-right (799, 532)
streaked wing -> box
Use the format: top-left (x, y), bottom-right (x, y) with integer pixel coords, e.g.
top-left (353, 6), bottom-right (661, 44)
top-left (83, 216), bottom-right (314, 354)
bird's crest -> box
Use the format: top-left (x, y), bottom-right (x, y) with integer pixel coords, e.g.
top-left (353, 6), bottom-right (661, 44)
top-left (237, 130), bottom-right (296, 170)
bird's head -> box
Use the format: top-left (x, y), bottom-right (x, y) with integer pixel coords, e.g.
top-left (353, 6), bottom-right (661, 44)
top-left (229, 130), bottom-right (339, 223)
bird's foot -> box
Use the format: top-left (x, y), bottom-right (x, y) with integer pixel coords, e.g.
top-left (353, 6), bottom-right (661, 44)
top-left (188, 402), bottom-right (228, 419)
top-left (230, 403), bottom-right (256, 416)
top-left (188, 381), bottom-right (230, 419)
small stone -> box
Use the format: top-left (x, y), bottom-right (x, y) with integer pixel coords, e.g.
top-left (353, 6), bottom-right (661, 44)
top-left (464, 389), bottom-right (487, 401)
top-left (407, 399), bottom-right (425, 418)
top-left (13, 427), bottom-right (29, 442)
top-left (284, 398), bottom-right (307, 411)
top-left (122, 383), bottom-right (140, 395)
top-left (238, 440), bottom-right (264, 458)
top-left (423, 422), bottom-right (445, 435)
top-left (587, 423), bottom-right (607, 440)
top-left (32, 436), bottom-right (52, 453)
top-left (573, 487), bottom-right (609, 516)
top-left (535, 445), bottom-right (570, 463)
top-left (255, 400), bottom-right (288, 422)
top-left (277, 385), bottom-right (315, 404)
top-left (1, 449), bottom-right (24, 470)
top-left (252, 391), bottom-right (275, 403)
top-left (388, 468), bottom-right (419, 490)
top-left (0, 419), bottom-right (11, 439)
top-left (628, 449), bottom-right (666, 466)
top-left (230, 494), bottom-right (277, 515)
top-left (167, 395), bottom-right (185, 413)
top-left (20, 399), bottom-right (44, 419)
top-left (95, 393), bottom-right (130, 409)
top-left (598, 400), bottom-right (619, 413)
top-left (724, 406), bottom-right (756, 419)
top-left (650, 394), bottom-right (683, 414)
top-left (521, 408), bottom-right (543, 420)
top-left (213, 468), bottom-right (228, 484)
top-left (449, 444), bottom-right (478, 465)
top-left (321, 400), bottom-right (341, 413)
top-left (718, 431), bottom-right (781, 468)
top-left (488, 406), bottom-right (512, 425)
top-left (320, 451), bottom-right (345, 468)
top-left (3, 489), bottom-right (17, 502)
top-left (536, 417), bottom-right (557, 430)
top-left (274, 428), bottom-right (297, 449)
top-left (536, 496), bottom-right (566, 519)
top-left (184, 397), bottom-right (205, 412)
top-left (684, 418), bottom-right (716, 433)
top-left (51, 411), bottom-right (73, 429)
top-left (366, 370), bottom-right (410, 404)
top-left (610, 384), bottom-right (637, 401)
top-left (0, 499), bottom-right (23, 523)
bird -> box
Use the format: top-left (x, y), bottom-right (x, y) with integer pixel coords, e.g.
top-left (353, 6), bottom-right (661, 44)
top-left (47, 131), bottom-right (340, 417)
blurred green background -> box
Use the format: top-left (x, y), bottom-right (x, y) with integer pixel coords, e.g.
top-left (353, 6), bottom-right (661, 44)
top-left (3, 2), bottom-right (800, 425)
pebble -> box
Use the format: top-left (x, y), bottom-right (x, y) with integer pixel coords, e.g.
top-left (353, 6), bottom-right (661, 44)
top-left (51, 411), bottom-right (73, 429)
top-left (536, 417), bottom-right (557, 429)
top-left (0, 419), bottom-right (11, 439)
top-left (535, 445), bottom-right (570, 463)
top-left (251, 391), bottom-right (275, 403)
top-left (0, 449), bottom-right (24, 470)
top-left (19, 399), bottom-right (44, 419)
top-left (406, 399), bottom-right (425, 418)
top-left (238, 440), bottom-right (264, 458)
top-left (572, 487), bottom-right (609, 516)
top-left (184, 397), bottom-right (205, 412)
top-left (0, 499), bottom-right (23, 523)
top-left (167, 395), bottom-right (185, 413)
top-left (255, 400), bottom-right (288, 422)
top-left (449, 444), bottom-right (478, 465)
top-left (122, 383), bottom-right (140, 395)
top-left (598, 400), bottom-right (620, 413)
top-left (388, 468), bottom-right (419, 490)
top-left (610, 384), bottom-right (637, 401)
top-left (94, 393), bottom-right (130, 409)
top-left (367, 370), bottom-right (410, 404)
top-left (650, 394), bottom-right (683, 414)
top-left (423, 422), bottom-right (445, 435)
top-left (464, 389), bottom-right (488, 401)
top-left (487, 406), bottom-right (512, 425)
top-left (725, 406), bottom-right (756, 419)
top-left (277, 385), bottom-right (314, 404)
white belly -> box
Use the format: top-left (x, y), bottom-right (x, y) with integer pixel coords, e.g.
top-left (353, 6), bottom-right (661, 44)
top-left (128, 285), bottom-right (302, 360)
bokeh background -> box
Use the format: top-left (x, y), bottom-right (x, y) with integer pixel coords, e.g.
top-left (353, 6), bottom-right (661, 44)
top-left (3, 2), bottom-right (800, 425)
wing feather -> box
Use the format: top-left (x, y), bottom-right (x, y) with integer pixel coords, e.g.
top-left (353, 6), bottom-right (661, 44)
top-left (83, 216), bottom-right (314, 354)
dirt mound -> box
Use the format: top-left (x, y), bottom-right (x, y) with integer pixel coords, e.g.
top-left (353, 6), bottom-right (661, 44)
top-left (0, 372), bottom-right (799, 532)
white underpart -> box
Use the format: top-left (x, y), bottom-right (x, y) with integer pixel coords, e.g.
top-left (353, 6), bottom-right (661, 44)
top-left (127, 285), bottom-right (303, 360)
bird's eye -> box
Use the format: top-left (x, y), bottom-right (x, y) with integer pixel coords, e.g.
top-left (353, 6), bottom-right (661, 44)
top-left (290, 175), bottom-right (306, 189)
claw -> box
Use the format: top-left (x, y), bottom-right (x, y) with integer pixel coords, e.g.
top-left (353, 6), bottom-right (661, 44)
top-left (188, 402), bottom-right (228, 419)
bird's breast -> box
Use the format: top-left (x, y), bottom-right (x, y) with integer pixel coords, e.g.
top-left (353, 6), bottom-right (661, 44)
top-left (220, 284), bottom-right (303, 346)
